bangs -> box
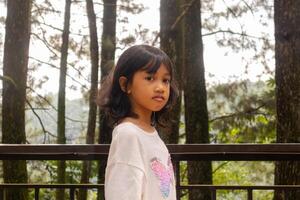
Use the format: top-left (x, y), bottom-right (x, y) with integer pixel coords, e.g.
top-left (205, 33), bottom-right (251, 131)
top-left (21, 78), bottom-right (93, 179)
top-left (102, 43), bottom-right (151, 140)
top-left (141, 56), bottom-right (173, 76)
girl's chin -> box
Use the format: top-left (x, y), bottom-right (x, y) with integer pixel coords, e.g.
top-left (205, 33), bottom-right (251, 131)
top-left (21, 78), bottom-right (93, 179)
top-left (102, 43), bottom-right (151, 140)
top-left (152, 106), bottom-right (165, 112)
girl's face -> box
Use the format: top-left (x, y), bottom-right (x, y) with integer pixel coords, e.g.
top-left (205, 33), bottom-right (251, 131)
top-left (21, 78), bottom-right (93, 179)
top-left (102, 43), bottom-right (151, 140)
top-left (124, 64), bottom-right (171, 116)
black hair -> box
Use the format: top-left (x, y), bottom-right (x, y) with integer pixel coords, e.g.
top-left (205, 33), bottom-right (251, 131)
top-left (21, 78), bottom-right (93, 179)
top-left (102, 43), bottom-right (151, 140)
top-left (97, 44), bottom-right (179, 127)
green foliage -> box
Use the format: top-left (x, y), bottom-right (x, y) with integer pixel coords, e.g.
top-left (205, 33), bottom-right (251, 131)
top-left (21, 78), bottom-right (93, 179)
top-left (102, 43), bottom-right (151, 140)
top-left (119, 34), bottom-right (136, 46)
top-left (119, 0), bottom-right (145, 15)
top-left (174, 79), bottom-right (276, 199)
top-left (178, 161), bottom-right (189, 200)
top-left (27, 161), bottom-right (56, 199)
top-left (26, 160), bottom-right (99, 199)
top-left (213, 161), bottom-right (274, 199)
top-left (208, 79), bottom-right (276, 143)
top-left (204, 79), bottom-right (276, 199)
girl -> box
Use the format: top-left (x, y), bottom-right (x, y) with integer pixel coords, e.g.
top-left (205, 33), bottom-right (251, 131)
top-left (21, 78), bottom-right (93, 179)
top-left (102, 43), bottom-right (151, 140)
top-left (98, 45), bottom-right (178, 200)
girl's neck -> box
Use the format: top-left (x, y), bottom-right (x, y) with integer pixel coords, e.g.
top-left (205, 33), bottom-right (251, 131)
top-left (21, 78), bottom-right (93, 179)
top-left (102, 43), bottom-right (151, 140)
top-left (137, 114), bottom-right (152, 126)
top-left (121, 115), bottom-right (155, 133)
top-left (131, 107), bottom-right (152, 126)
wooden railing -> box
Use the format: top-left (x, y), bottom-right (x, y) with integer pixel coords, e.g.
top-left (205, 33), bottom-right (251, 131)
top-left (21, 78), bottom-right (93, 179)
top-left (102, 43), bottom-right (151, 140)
top-left (0, 144), bottom-right (299, 200)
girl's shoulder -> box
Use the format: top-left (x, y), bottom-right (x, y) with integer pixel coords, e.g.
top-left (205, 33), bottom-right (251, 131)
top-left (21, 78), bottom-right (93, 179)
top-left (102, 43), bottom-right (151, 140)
top-left (112, 121), bottom-right (140, 138)
top-left (113, 121), bottom-right (138, 132)
top-left (113, 121), bottom-right (158, 137)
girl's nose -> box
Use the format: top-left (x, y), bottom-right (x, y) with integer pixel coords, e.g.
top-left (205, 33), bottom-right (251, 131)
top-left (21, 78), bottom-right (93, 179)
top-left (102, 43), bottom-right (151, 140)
top-left (155, 82), bottom-right (164, 93)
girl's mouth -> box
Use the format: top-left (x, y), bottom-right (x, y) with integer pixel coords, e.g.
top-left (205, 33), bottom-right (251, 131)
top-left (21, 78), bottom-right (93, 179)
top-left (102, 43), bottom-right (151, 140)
top-left (152, 96), bottom-right (165, 102)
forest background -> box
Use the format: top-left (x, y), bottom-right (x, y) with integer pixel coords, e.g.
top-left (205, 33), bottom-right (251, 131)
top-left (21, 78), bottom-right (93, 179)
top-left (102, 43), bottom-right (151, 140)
top-left (0, 0), bottom-right (299, 200)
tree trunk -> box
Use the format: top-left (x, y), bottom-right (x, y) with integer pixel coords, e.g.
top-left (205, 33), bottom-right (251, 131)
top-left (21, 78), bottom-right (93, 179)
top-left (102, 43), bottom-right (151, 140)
top-left (183, 0), bottom-right (212, 199)
top-left (97, 0), bottom-right (117, 199)
top-left (56, 0), bottom-right (71, 199)
top-left (274, 1), bottom-right (300, 200)
top-left (78, 0), bottom-right (99, 199)
top-left (160, 0), bottom-right (184, 144)
top-left (2, 0), bottom-right (31, 199)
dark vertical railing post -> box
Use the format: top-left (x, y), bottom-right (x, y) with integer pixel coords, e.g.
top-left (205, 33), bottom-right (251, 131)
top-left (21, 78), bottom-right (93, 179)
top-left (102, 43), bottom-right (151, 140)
top-left (34, 188), bottom-right (39, 200)
top-left (0, 188), bottom-right (3, 200)
top-left (211, 188), bottom-right (216, 200)
top-left (70, 188), bottom-right (75, 200)
top-left (175, 161), bottom-right (181, 200)
top-left (247, 189), bottom-right (253, 200)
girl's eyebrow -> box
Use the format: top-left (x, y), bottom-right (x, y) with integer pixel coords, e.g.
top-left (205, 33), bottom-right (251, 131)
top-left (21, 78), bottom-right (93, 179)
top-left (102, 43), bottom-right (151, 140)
top-left (144, 71), bottom-right (171, 76)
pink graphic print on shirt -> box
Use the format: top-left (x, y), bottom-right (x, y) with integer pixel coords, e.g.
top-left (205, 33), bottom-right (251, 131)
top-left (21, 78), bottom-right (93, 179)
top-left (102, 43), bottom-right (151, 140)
top-left (150, 155), bottom-right (174, 199)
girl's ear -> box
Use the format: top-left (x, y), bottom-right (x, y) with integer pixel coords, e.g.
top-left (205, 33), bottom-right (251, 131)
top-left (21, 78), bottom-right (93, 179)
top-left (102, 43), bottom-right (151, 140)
top-left (119, 76), bottom-right (129, 93)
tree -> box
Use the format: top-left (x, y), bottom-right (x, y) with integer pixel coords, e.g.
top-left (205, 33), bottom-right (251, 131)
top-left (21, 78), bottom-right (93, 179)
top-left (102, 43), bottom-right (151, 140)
top-left (160, 0), bottom-right (184, 144)
top-left (183, 0), bottom-right (212, 199)
top-left (97, 0), bottom-right (117, 199)
top-left (274, 1), bottom-right (300, 199)
top-left (56, 0), bottom-right (71, 199)
top-left (2, 0), bottom-right (31, 199)
top-left (78, 0), bottom-right (99, 199)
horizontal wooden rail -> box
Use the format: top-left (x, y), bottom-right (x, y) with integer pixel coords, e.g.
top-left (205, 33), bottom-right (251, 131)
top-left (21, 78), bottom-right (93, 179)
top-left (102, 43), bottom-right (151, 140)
top-left (0, 183), bottom-right (296, 190)
top-left (0, 144), bottom-right (299, 160)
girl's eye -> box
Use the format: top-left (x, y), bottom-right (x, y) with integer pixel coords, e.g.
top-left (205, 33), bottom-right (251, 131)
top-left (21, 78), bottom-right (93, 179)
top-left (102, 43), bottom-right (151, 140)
top-left (163, 79), bottom-right (171, 84)
top-left (145, 76), bottom-right (154, 81)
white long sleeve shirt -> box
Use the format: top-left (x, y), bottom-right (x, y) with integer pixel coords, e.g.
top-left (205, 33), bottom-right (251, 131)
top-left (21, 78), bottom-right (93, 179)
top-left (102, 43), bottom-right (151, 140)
top-left (105, 122), bottom-right (177, 200)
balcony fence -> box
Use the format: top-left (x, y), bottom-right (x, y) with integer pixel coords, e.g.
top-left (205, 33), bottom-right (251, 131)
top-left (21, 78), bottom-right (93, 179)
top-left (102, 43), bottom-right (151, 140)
top-left (0, 144), bottom-right (299, 200)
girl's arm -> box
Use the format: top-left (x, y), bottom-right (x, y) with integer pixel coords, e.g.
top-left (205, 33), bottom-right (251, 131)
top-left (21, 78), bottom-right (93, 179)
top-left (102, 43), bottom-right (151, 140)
top-left (105, 126), bottom-right (146, 199)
